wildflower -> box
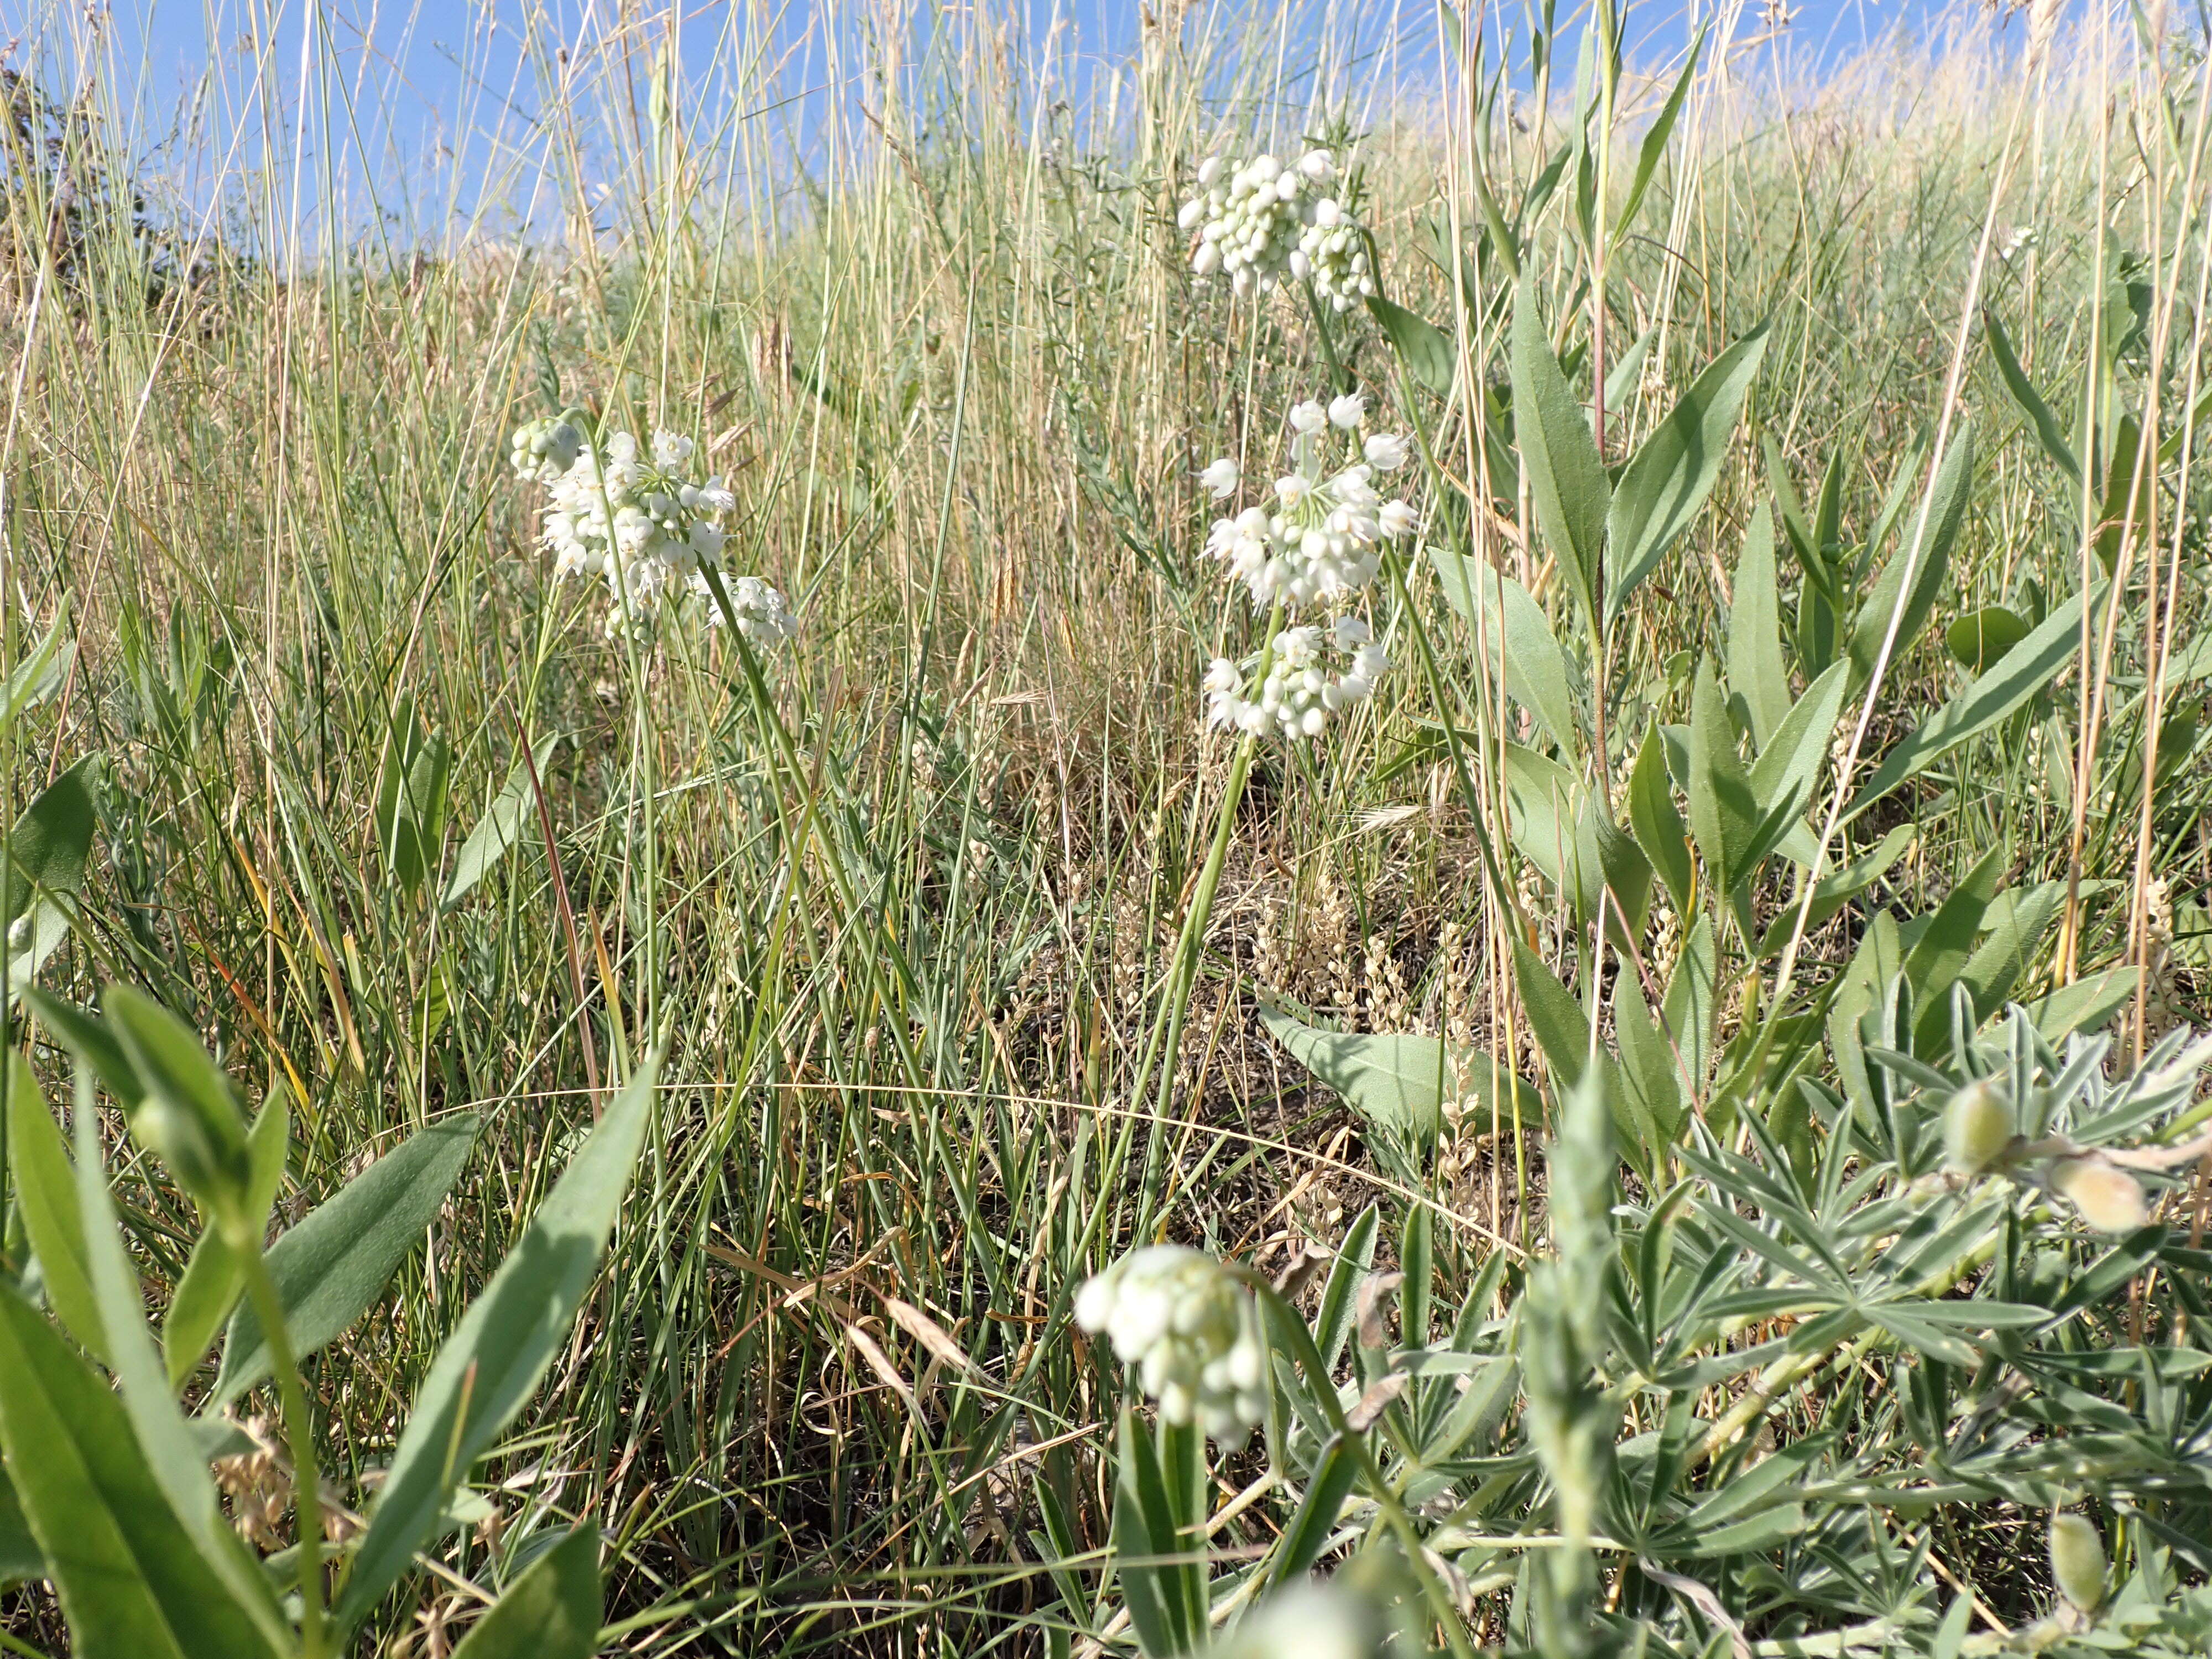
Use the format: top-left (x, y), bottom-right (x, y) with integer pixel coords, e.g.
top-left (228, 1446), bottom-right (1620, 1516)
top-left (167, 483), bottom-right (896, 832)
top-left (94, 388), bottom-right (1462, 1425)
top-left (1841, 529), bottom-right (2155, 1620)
top-left (2048, 1512), bottom-right (2106, 1613)
top-left (1074, 1245), bottom-right (1267, 1441)
top-left (1378, 500), bottom-right (1420, 540)
top-left (696, 572), bottom-right (801, 649)
top-left (511, 415), bottom-right (796, 643)
top-left (1943, 1079), bottom-right (2015, 1174)
top-left (2051, 1157), bottom-right (2149, 1234)
top-left (1199, 456), bottom-right (1240, 500)
top-left (1289, 400), bottom-right (1329, 436)
top-left (1177, 148), bottom-right (1376, 312)
top-left (1206, 624), bottom-right (1389, 742)
top-left (1362, 431), bottom-right (1410, 472)
top-left (1327, 392), bottom-right (1366, 429)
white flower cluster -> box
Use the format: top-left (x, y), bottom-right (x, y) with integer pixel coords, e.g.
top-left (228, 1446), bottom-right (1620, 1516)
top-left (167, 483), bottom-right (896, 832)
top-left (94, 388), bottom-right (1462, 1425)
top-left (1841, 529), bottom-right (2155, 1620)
top-left (702, 572), bottom-right (802, 650)
top-left (1193, 393), bottom-right (1411, 740)
top-left (1074, 1245), bottom-right (1267, 1441)
top-left (1177, 150), bottom-right (1375, 312)
top-left (1200, 392), bottom-right (1416, 612)
top-left (1206, 617), bottom-right (1390, 741)
top-left (509, 414), bottom-right (794, 644)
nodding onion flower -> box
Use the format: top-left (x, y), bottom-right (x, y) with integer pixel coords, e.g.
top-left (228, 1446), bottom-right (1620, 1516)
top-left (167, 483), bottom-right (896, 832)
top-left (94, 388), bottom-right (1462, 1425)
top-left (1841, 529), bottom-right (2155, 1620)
top-left (1074, 1245), bottom-right (1267, 1442)
top-left (510, 413), bottom-right (795, 644)
top-left (1177, 149), bottom-right (1375, 312)
top-left (1192, 394), bottom-right (1415, 740)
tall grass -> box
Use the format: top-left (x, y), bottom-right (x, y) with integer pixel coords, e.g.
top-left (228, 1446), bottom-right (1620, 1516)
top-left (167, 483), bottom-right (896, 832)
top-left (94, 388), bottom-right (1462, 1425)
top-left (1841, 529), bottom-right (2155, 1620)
top-left (0, 0), bottom-right (2206, 1651)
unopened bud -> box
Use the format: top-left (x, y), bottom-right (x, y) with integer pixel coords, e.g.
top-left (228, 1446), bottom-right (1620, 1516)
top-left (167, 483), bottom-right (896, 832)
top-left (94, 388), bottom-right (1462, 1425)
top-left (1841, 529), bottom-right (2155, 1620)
top-left (2052, 1158), bottom-right (2149, 1234)
top-left (2048, 1511), bottom-right (2106, 1612)
top-left (1943, 1079), bottom-right (2015, 1173)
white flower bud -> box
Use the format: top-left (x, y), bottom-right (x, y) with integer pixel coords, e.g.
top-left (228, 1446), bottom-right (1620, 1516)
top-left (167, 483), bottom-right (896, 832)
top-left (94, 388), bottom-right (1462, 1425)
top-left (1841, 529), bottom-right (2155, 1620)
top-left (2049, 1512), bottom-right (2106, 1611)
top-left (1363, 431), bottom-right (1410, 471)
top-left (1073, 1246), bottom-right (1265, 1441)
top-left (1199, 457), bottom-right (1240, 499)
top-left (1197, 155), bottom-right (1225, 188)
top-left (1288, 400), bottom-right (1328, 435)
top-left (1327, 392), bottom-right (1366, 429)
top-left (2052, 1159), bottom-right (2149, 1233)
top-left (1943, 1079), bottom-right (2015, 1173)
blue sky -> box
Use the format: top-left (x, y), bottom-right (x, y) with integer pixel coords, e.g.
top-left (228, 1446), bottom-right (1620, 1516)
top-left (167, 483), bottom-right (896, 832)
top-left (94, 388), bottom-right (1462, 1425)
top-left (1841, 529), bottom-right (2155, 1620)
top-left (19, 0), bottom-right (1998, 247)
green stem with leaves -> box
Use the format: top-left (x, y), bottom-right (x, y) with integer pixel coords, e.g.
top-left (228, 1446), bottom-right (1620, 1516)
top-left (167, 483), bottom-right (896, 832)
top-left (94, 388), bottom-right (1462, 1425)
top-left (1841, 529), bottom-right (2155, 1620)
top-left (236, 1233), bottom-right (326, 1659)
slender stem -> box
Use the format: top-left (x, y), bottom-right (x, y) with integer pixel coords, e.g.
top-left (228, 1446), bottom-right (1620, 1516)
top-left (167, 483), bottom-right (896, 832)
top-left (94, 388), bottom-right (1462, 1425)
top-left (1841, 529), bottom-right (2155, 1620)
top-left (238, 1233), bottom-right (326, 1657)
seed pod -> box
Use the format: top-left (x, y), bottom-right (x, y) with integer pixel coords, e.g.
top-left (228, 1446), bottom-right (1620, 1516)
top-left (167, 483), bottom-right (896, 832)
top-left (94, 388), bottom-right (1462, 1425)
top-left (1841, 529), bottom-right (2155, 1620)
top-left (2051, 1157), bottom-right (2150, 1234)
top-left (2048, 1511), bottom-right (2106, 1612)
top-left (1943, 1079), bottom-right (2015, 1173)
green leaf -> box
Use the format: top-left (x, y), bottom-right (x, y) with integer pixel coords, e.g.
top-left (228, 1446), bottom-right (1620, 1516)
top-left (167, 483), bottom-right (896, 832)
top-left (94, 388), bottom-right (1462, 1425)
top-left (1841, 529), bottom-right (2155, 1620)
top-left (1605, 322), bottom-right (1770, 622)
top-left (1665, 915), bottom-right (1718, 1100)
top-left (1257, 1005), bottom-right (1541, 1151)
top-left (8, 1053), bottom-right (105, 1364)
top-left (2026, 967), bottom-right (2141, 1042)
top-left (375, 696), bottom-right (455, 901)
top-left (0, 604), bottom-right (73, 735)
top-left (1614, 971), bottom-right (1684, 1151)
top-left (1512, 936), bottom-right (1593, 1087)
top-left (72, 1094), bottom-right (289, 1649)
top-left (1753, 825), bottom-right (1916, 959)
top-left (1367, 295), bottom-right (1455, 400)
top-left (103, 985), bottom-right (252, 1222)
top-left (1728, 504), bottom-right (1790, 748)
top-left (338, 1059), bottom-right (657, 1628)
top-left (0, 1279), bottom-right (284, 1659)
top-left (1849, 588), bottom-right (2091, 819)
top-left (1580, 795), bottom-right (1653, 943)
top-left (444, 734), bottom-right (562, 911)
top-left (1510, 274), bottom-right (1609, 633)
top-left (1945, 606), bottom-right (2031, 672)
top-left (0, 1467), bottom-right (43, 1585)
top-left (21, 987), bottom-right (143, 1107)
top-left (1983, 307), bottom-right (2079, 487)
top-left (1902, 846), bottom-right (2007, 1019)
top-left (1687, 658), bottom-right (1762, 893)
top-left (1501, 742), bottom-right (1582, 893)
top-left (1848, 424), bottom-right (1976, 689)
top-left (1958, 881), bottom-right (2066, 1019)
top-left (1431, 551), bottom-right (1582, 757)
top-left (1629, 723), bottom-right (1693, 915)
top-left (1749, 660), bottom-right (1850, 825)
top-left (1616, 26), bottom-right (1705, 236)
top-left (1266, 1434), bottom-right (1361, 1592)
top-left (165, 1097), bottom-right (289, 1387)
top-left (215, 1112), bottom-right (481, 1406)
top-left (5, 757), bottom-right (100, 991)
top-left (448, 1525), bottom-right (603, 1659)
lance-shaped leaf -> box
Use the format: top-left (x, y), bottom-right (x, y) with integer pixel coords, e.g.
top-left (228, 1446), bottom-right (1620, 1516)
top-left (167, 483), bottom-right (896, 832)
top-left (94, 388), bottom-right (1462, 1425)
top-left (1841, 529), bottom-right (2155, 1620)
top-left (1259, 1003), bottom-right (1543, 1149)
top-left (1687, 659), bottom-right (1763, 894)
top-left (1983, 307), bottom-right (2079, 488)
top-left (1728, 504), bottom-right (1790, 748)
top-left (1432, 549), bottom-right (1583, 757)
top-left (444, 733), bottom-right (563, 910)
top-left (4, 756), bottom-right (99, 991)
top-left (8, 1054), bottom-right (105, 1363)
top-left (1606, 322), bottom-right (1770, 622)
top-left (447, 1525), bottom-right (603, 1659)
top-left (164, 1097), bottom-right (289, 1387)
top-left (1629, 723), bottom-right (1694, 915)
top-left (215, 1111), bottom-right (482, 1406)
top-left (1368, 295), bottom-right (1455, 400)
top-left (1510, 274), bottom-right (1609, 633)
top-left (337, 1060), bottom-right (656, 1628)
top-left (1848, 424), bottom-right (1976, 688)
top-left (0, 1277), bottom-right (284, 1659)
top-left (1848, 586), bottom-right (2093, 819)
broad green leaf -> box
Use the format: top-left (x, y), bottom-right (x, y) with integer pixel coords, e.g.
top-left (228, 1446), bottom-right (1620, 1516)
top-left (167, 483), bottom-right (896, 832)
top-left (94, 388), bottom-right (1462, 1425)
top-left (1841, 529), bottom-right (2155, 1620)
top-left (1665, 915), bottom-right (1718, 1100)
top-left (1512, 936), bottom-right (1593, 1086)
top-left (1958, 881), bottom-right (2067, 1022)
top-left (0, 604), bottom-right (72, 734)
top-left (103, 985), bottom-right (251, 1219)
top-left (1616, 27), bottom-right (1705, 236)
top-left (1945, 606), bottom-right (2031, 672)
top-left (73, 1098), bottom-right (289, 1649)
top-left (1579, 795), bottom-right (1653, 942)
top-left (1983, 307), bottom-right (2079, 487)
top-left (1501, 742), bottom-right (1582, 893)
top-left (1605, 322), bottom-right (1770, 622)
top-left (0, 1280), bottom-right (283, 1659)
top-left (1849, 588), bottom-right (2091, 818)
top-left (21, 985), bottom-right (142, 1106)
top-left (338, 1059), bottom-right (657, 1627)
top-left (1367, 295), bottom-right (1454, 400)
top-left (1257, 1004), bottom-right (1542, 1149)
top-left (0, 1468), bottom-right (41, 1584)
top-left (1687, 659), bottom-right (1762, 893)
top-left (8, 1054), bottom-right (105, 1363)
top-left (448, 1525), bottom-right (603, 1659)
top-left (1848, 424), bottom-right (1976, 688)
top-left (1431, 550), bottom-right (1582, 757)
top-left (2026, 967), bottom-right (2141, 1042)
top-left (216, 1112), bottom-right (481, 1406)
top-left (1902, 846), bottom-right (2007, 1019)
top-left (444, 733), bottom-right (562, 910)
top-left (4, 756), bottom-right (99, 990)
top-left (1629, 723), bottom-right (1693, 914)
top-left (165, 1097), bottom-right (289, 1387)
top-left (1728, 504), bottom-right (1790, 747)
top-left (1749, 660), bottom-right (1850, 823)
top-left (1614, 971), bottom-right (1684, 1151)
top-left (1510, 274), bottom-right (1609, 632)
top-left (376, 696), bottom-right (455, 901)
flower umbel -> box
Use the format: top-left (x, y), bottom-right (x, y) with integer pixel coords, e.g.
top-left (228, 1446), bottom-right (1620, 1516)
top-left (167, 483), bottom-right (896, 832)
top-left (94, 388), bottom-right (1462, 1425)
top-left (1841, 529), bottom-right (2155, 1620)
top-left (1074, 1245), bottom-right (1267, 1441)
top-left (1206, 617), bottom-right (1390, 743)
top-left (510, 413), bottom-right (795, 641)
top-left (1177, 149), bottom-right (1376, 311)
